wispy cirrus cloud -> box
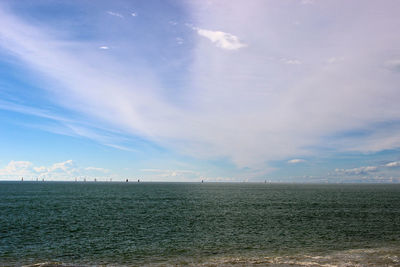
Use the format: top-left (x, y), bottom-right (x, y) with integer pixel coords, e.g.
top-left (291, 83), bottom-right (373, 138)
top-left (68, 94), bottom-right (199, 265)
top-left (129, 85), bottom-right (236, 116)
top-left (1, 1), bottom-right (400, 179)
top-left (327, 57), bottom-right (345, 64)
top-left (0, 100), bottom-right (136, 152)
top-left (107, 11), bottom-right (124, 18)
top-left (281, 58), bottom-right (302, 65)
top-left (176, 37), bottom-right (184, 45)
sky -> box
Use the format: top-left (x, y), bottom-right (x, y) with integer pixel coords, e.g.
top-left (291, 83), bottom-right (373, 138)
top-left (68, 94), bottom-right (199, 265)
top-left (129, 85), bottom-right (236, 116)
top-left (0, 0), bottom-right (400, 182)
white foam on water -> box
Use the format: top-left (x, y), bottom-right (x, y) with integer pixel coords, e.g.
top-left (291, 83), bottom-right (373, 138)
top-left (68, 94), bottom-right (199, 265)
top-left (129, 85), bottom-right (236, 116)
top-left (22, 262), bottom-right (65, 267)
top-left (152, 246), bottom-right (400, 267)
top-left (21, 262), bottom-right (109, 267)
top-left (15, 246), bottom-right (400, 267)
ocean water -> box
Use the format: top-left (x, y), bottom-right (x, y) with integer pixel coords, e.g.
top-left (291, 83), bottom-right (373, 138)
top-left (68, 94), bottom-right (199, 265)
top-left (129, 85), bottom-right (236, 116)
top-left (0, 182), bottom-right (400, 266)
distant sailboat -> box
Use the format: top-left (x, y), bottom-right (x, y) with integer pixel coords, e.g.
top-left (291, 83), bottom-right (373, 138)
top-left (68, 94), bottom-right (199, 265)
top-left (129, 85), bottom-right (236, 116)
top-left (21, 177), bottom-right (23, 182)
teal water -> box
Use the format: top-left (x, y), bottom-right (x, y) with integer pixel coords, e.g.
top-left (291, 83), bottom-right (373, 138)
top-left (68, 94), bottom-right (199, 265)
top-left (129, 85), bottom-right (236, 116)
top-left (1, 182), bottom-right (400, 266)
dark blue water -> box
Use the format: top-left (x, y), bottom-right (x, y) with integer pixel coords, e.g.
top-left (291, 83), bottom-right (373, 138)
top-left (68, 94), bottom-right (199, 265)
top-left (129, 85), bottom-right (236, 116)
top-left (1, 182), bottom-right (400, 266)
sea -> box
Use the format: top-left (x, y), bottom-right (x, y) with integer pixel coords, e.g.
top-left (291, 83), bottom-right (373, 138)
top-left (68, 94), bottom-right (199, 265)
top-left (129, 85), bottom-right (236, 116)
top-left (1, 182), bottom-right (400, 266)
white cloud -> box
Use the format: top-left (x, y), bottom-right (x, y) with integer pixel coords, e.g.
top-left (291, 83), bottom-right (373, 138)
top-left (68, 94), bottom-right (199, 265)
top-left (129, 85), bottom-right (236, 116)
top-left (332, 160), bottom-right (400, 182)
top-left (0, 160), bottom-right (112, 180)
top-left (176, 37), bottom-right (184, 45)
top-left (384, 59), bottom-right (400, 71)
top-left (107, 11), bottom-right (123, 18)
top-left (334, 160), bottom-right (400, 178)
top-left (327, 57), bottom-right (345, 64)
top-left (385, 161), bottom-right (400, 167)
top-left (1, 1), bottom-right (400, 175)
top-left (33, 166), bottom-right (47, 173)
top-left (99, 46), bottom-right (109, 50)
top-left (131, 12), bottom-right (137, 17)
top-left (282, 58), bottom-right (302, 65)
top-left (288, 159), bottom-right (306, 164)
top-left (0, 161), bottom-right (34, 177)
top-left (335, 166), bottom-right (378, 175)
top-left (49, 160), bottom-right (77, 173)
top-left (194, 27), bottom-right (246, 50)
top-left (301, 0), bottom-right (314, 4)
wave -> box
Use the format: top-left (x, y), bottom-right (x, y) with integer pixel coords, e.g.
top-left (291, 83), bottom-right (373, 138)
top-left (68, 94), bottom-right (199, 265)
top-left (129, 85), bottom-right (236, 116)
top-left (22, 262), bottom-right (87, 267)
top-left (16, 246), bottom-right (400, 267)
top-left (188, 247), bottom-right (400, 267)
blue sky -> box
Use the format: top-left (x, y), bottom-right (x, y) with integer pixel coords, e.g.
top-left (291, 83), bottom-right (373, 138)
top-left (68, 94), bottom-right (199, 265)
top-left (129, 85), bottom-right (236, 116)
top-left (1, 0), bottom-right (400, 182)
